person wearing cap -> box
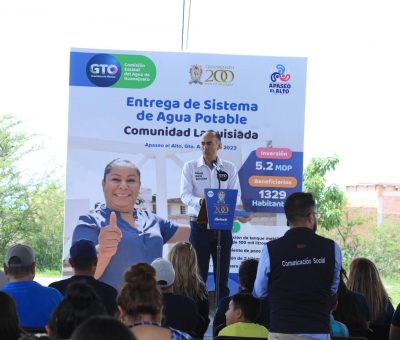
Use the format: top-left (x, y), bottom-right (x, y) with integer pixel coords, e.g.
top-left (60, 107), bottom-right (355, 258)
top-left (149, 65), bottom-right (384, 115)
top-left (253, 192), bottom-right (342, 340)
top-left (151, 257), bottom-right (201, 338)
top-left (49, 239), bottom-right (118, 315)
top-left (2, 243), bottom-right (63, 329)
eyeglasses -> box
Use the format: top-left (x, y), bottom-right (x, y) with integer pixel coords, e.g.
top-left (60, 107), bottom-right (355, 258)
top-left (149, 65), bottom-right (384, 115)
top-left (306, 211), bottom-right (318, 218)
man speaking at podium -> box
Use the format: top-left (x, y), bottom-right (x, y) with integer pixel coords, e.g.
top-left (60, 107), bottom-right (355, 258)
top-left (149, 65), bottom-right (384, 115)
top-left (180, 130), bottom-right (240, 301)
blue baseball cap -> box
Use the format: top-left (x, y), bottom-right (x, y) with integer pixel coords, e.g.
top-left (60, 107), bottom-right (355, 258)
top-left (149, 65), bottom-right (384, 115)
top-left (70, 240), bottom-right (97, 263)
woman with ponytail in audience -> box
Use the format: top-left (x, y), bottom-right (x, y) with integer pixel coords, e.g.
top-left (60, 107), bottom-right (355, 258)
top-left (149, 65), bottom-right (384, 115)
top-left (46, 281), bottom-right (107, 339)
top-left (117, 263), bottom-right (192, 340)
top-left (168, 242), bottom-right (210, 338)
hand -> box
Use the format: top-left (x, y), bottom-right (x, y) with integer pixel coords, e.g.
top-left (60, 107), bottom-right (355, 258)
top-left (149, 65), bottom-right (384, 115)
top-left (98, 211), bottom-right (122, 258)
top-left (236, 215), bottom-right (253, 223)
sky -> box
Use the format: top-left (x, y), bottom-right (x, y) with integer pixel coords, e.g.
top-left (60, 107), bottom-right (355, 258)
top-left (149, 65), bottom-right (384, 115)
top-left (1, 0), bottom-right (399, 189)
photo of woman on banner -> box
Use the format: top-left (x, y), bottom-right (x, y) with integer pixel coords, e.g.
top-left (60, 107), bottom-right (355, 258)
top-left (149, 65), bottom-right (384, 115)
top-left (71, 158), bottom-right (190, 289)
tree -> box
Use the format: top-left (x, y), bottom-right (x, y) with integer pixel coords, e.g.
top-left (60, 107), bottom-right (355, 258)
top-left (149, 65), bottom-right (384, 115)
top-left (27, 177), bottom-right (64, 272)
top-left (303, 155), bottom-right (366, 268)
top-left (0, 114), bottom-right (65, 272)
top-left (0, 115), bottom-right (36, 260)
top-left (303, 155), bottom-right (346, 230)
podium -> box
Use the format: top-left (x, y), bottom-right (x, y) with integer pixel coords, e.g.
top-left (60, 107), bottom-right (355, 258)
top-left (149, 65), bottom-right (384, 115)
top-left (197, 188), bottom-right (238, 307)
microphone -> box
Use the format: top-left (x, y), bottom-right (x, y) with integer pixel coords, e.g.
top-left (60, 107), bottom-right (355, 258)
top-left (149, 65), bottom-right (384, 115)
top-left (211, 160), bottom-right (220, 171)
top-left (212, 160), bottom-right (228, 182)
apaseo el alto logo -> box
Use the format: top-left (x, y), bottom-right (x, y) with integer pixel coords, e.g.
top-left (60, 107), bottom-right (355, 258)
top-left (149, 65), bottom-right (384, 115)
top-left (269, 64), bottom-right (291, 94)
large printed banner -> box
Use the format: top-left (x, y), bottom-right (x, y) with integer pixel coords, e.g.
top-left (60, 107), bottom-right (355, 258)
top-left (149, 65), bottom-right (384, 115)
top-left (65, 48), bottom-right (307, 279)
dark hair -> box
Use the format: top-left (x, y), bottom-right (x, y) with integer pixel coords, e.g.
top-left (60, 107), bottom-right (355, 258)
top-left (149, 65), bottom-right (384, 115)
top-left (0, 291), bottom-right (25, 339)
top-left (48, 282), bottom-right (107, 339)
top-left (117, 263), bottom-right (163, 320)
top-left (70, 255), bottom-right (96, 271)
top-left (71, 316), bottom-right (136, 340)
top-left (6, 257), bottom-right (33, 277)
top-left (284, 192), bottom-right (316, 225)
top-left (332, 267), bottom-right (368, 330)
top-left (205, 130), bottom-right (222, 142)
top-left (103, 159), bottom-right (141, 182)
top-left (238, 258), bottom-right (259, 291)
top-left (231, 293), bottom-right (261, 323)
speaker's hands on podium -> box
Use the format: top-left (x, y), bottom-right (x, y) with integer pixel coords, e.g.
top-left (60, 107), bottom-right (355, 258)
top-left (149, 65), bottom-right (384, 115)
top-left (235, 215), bottom-right (253, 223)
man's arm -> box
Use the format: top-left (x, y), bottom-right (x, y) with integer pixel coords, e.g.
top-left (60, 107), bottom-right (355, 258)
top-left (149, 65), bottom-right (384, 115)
top-left (180, 161), bottom-right (202, 209)
top-left (253, 245), bottom-right (271, 299)
top-left (331, 242), bottom-right (342, 295)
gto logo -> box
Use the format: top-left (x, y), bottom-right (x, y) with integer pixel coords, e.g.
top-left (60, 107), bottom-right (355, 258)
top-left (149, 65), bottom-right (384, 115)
top-left (90, 64), bottom-right (119, 75)
top-left (86, 54), bottom-right (121, 87)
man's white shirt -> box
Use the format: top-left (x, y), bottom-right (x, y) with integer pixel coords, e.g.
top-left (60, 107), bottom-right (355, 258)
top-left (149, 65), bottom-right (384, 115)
top-left (180, 156), bottom-right (240, 216)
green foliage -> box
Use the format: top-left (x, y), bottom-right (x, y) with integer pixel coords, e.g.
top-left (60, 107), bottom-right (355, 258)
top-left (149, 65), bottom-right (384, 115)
top-left (0, 115), bottom-right (36, 260)
top-left (303, 155), bottom-right (346, 230)
top-left (318, 210), bottom-right (368, 269)
top-left (359, 221), bottom-right (400, 277)
top-left (304, 156), bottom-right (400, 279)
top-left (0, 114), bottom-right (64, 272)
top-left (26, 178), bottom-right (64, 271)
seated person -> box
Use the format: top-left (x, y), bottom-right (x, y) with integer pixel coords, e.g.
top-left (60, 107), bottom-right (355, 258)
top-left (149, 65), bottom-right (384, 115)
top-left (117, 263), bottom-right (192, 340)
top-left (49, 239), bottom-right (117, 315)
top-left (47, 281), bottom-right (107, 339)
top-left (2, 244), bottom-right (63, 329)
top-left (0, 291), bottom-right (26, 339)
top-left (218, 293), bottom-right (268, 338)
top-left (330, 294), bottom-right (350, 338)
top-left (214, 258), bottom-right (269, 336)
top-left (71, 315), bottom-right (136, 340)
top-left (390, 304), bottom-right (400, 340)
top-left (151, 257), bottom-right (201, 338)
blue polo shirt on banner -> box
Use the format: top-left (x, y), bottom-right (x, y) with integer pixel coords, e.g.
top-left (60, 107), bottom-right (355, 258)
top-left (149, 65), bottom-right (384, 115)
top-left (72, 204), bottom-right (178, 289)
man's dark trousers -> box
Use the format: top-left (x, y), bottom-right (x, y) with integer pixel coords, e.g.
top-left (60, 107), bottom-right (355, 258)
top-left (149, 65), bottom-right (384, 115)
top-left (189, 220), bottom-right (232, 301)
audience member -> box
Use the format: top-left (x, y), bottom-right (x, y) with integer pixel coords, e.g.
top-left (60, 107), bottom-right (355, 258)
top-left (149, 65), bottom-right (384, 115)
top-left (71, 315), bottom-right (136, 340)
top-left (348, 257), bottom-right (394, 326)
top-left (117, 262), bottom-right (192, 340)
top-left (168, 242), bottom-right (210, 337)
top-left (390, 304), bottom-right (400, 340)
top-left (330, 294), bottom-right (349, 337)
top-left (0, 291), bottom-right (26, 339)
top-left (213, 258), bottom-right (269, 336)
top-left (333, 267), bottom-right (372, 337)
top-left (348, 257), bottom-right (394, 340)
top-left (2, 244), bottom-right (63, 329)
top-left (151, 257), bottom-right (201, 338)
top-left (46, 281), bottom-right (107, 339)
top-left (253, 192), bottom-right (342, 340)
top-left (218, 292), bottom-right (268, 338)
top-left (49, 239), bottom-right (117, 315)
